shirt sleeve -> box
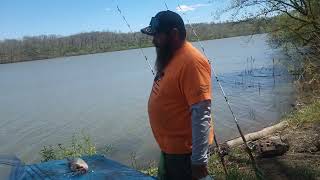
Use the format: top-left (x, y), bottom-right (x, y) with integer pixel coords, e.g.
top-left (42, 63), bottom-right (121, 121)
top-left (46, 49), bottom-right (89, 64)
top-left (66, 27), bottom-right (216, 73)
top-left (180, 59), bottom-right (211, 106)
top-left (191, 100), bottom-right (211, 165)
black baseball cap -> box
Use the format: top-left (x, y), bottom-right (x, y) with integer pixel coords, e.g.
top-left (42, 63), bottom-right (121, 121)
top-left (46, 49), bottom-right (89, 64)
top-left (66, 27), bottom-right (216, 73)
top-left (141, 10), bottom-right (186, 36)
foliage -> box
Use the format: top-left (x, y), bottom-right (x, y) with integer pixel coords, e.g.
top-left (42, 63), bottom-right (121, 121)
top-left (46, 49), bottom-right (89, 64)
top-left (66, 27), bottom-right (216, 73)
top-left (285, 100), bottom-right (320, 126)
top-left (140, 151), bottom-right (256, 179)
top-left (140, 163), bottom-right (158, 177)
top-left (40, 145), bottom-right (58, 162)
top-left (229, 0), bottom-right (320, 99)
top-left (0, 20), bottom-right (267, 64)
top-left (207, 151), bottom-right (256, 180)
top-left (40, 132), bottom-right (96, 162)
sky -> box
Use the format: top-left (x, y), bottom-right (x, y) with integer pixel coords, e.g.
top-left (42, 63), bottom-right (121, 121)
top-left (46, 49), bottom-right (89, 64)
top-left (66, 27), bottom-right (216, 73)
top-left (0, 0), bottom-right (236, 40)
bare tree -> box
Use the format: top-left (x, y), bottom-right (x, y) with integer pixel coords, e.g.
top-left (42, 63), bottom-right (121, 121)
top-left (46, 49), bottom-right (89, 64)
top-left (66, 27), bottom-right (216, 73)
top-left (228, 0), bottom-right (320, 99)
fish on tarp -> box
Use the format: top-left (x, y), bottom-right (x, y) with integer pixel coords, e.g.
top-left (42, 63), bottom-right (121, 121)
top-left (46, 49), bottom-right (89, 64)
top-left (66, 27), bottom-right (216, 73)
top-left (2, 155), bottom-right (156, 179)
top-left (68, 157), bottom-right (89, 174)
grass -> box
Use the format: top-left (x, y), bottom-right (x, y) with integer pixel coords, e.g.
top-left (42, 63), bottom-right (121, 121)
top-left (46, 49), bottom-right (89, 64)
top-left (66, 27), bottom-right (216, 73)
top-left (284, 100), bottom-right (320, 126)
top-left (207, 149), bottom-right (257, 180)
top-left (140, 167), bottom-right (158, 177)
top-left (140, 150), bottom-right (257, 179)
top-left (40, 131), bottom-right (97, 162)
top-left (201, 100), bottom-right (320, 180)
top-left (278, 161), bottom-right (320, 180)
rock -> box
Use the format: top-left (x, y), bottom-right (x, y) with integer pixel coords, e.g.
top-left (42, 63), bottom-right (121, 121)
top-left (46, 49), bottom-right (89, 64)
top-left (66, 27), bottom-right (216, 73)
top-left (256, 136), bottom-right (289, 158)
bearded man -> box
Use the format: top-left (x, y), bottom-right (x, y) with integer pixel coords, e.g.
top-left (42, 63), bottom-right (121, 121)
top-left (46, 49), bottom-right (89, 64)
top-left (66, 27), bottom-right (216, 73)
top-left (141, 10), bottom-right (214, 180)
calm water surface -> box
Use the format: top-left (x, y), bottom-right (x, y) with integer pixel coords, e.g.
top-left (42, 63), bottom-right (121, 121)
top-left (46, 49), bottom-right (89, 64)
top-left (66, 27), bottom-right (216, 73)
top-left (0, 34), bottom-right (295, 165)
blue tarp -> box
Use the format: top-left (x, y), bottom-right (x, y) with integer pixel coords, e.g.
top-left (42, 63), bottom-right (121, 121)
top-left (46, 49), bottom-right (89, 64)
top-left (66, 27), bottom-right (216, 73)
top-left (5, 155), bottom-right (156, 180)
top-left (0, 155), bottom-right (23, 180)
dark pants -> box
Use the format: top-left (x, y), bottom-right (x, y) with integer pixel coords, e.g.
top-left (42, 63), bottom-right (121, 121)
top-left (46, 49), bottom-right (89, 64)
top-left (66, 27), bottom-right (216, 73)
top-left (158, 151), bottom-right (192, 180)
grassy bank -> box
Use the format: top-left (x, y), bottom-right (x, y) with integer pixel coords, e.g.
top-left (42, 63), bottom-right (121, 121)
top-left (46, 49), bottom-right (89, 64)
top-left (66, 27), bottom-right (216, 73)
top-left (141, 100), bottom-right (320, 179)
top-left (207, 100), bottom-right (320, 180)
top-left (285, 100), bottom-right (320, 126)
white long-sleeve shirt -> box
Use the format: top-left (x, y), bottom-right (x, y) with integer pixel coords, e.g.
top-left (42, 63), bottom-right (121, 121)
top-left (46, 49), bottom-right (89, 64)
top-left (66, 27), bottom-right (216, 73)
top-left (191, 100), bottom-right (212, 165)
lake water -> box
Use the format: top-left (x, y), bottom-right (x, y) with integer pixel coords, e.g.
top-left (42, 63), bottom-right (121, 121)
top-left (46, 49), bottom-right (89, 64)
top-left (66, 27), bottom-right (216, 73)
top-left (0, 34), bottom-right (295, 166)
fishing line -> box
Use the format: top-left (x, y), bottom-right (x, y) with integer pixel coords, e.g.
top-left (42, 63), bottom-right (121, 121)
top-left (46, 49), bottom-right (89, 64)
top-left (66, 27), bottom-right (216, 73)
top-left (116, 1), bottom-right (155, 76)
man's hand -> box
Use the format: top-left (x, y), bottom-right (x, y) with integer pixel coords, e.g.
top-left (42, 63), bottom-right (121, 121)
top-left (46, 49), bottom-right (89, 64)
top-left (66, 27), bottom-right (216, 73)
top-left (192, 164), bottom-right (208, 180)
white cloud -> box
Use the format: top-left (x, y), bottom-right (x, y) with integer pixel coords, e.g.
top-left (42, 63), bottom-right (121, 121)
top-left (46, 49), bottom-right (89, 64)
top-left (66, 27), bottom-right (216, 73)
top-left (176, 3), bottom-right (211, 12)
top-left (177, 5), bottom-right (195, 12)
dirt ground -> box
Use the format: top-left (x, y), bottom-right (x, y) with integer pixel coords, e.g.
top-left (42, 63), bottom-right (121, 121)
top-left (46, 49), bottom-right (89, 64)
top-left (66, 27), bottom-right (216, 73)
top-left (210, 122), bottom-right (320, 180)
top-left (257, 122), bottom-right (320, 180)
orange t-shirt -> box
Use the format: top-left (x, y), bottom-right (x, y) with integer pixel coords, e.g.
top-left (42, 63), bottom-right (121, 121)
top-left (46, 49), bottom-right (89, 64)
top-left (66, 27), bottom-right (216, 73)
top-left (148, 41), bottom-right (213, 154)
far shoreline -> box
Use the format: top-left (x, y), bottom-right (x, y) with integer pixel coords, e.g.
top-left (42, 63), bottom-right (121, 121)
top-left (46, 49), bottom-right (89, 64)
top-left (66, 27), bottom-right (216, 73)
top-left (0, 33), bottom-right (266, 65)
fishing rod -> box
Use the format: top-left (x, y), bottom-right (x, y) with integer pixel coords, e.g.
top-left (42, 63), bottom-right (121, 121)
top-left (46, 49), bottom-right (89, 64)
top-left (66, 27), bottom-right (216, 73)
top-left (213, 134), bottom-right (228, 176)
top-left (115, 2), bottom-right (155, 76)
top-left (173, 0), bottom-right (261, 177)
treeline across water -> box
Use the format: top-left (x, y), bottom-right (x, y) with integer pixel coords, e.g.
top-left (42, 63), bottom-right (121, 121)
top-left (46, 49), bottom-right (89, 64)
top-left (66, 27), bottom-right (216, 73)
top-left (0, 19), bottom-right (268, 64)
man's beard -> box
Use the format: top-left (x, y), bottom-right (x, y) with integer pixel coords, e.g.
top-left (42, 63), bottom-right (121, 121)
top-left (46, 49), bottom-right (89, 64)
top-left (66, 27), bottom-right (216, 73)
top-left (155, 43), bottom-right (174, 74)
